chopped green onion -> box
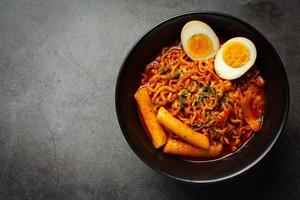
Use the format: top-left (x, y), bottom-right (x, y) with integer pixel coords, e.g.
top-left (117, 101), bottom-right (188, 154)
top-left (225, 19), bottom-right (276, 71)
top-left (161, 66), bottom-right (167, 74)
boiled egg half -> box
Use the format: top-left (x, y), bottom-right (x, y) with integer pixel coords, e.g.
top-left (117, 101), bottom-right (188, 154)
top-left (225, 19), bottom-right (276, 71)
top-left (214, 37), bottom-right (257, 80)
top-left (181, 21), bottom-right (220, 61)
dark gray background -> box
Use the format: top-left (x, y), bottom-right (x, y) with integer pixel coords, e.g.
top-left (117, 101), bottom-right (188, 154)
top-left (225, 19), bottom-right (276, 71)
top-left (0, 0), bottom-right (299, 199)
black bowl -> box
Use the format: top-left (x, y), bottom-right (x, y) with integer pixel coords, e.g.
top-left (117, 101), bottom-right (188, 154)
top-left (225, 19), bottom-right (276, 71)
top-left (115, 12), bottom-right (289, 183)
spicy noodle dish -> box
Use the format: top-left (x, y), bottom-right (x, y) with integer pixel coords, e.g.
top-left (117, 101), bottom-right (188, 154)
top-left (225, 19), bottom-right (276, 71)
top-left (134, 20), bottom-right (265, 161)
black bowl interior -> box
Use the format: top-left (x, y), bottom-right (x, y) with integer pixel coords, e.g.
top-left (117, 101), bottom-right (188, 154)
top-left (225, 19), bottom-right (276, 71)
top-left (115, 12), bottom-right (289, 183)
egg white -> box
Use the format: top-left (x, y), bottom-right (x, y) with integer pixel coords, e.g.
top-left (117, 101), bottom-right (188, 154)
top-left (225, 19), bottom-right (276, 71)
top-left (214, 37), bottom-right (257, 80)
top-left (181, 21), bottom-right (220, 61)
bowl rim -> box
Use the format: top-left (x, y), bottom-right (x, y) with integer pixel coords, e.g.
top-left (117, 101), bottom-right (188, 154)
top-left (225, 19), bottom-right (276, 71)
top-left (115, 11), bottom-right (290, 184)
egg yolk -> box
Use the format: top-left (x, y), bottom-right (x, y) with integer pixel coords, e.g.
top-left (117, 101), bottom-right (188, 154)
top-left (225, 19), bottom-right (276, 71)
top-left (222, 42), bottom-right (250, 68)
top-left (187, 34), bottom-right (213, 58)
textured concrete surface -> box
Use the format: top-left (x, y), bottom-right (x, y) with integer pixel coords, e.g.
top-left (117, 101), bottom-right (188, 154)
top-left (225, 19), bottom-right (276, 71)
top-left (0, 0), bottom-right (299, 199)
